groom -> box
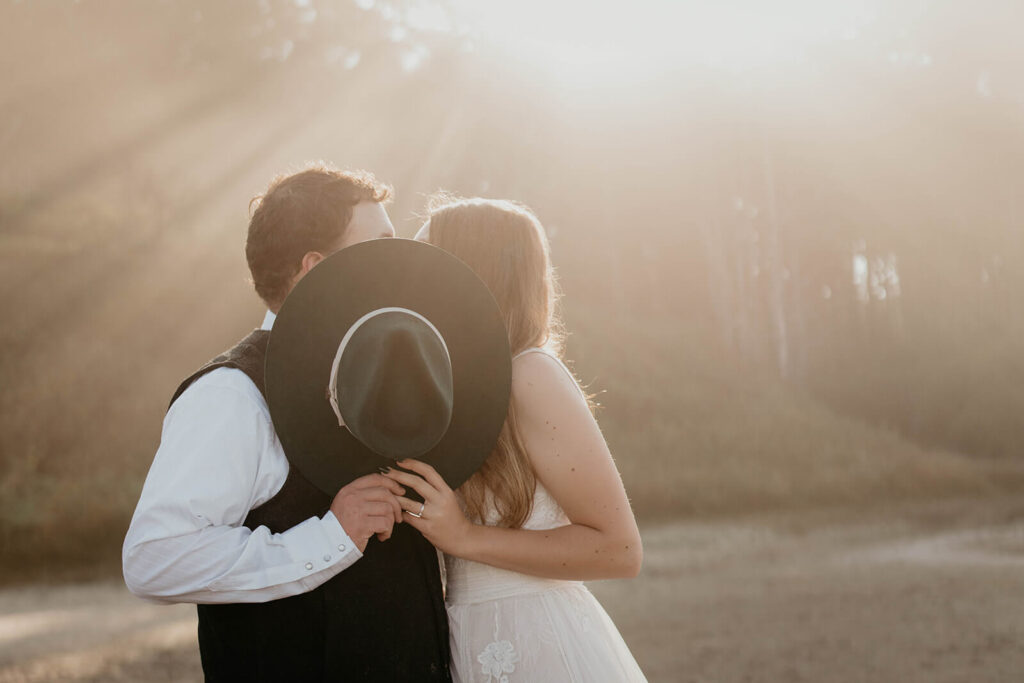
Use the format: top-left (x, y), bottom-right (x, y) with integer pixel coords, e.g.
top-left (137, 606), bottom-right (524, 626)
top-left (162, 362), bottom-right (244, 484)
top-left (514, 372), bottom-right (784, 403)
top-left (123, 164), bottom-right (452, 681)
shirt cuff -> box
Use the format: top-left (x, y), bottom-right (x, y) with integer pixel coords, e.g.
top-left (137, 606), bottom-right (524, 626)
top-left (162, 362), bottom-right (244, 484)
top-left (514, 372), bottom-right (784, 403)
top-left (319, 510), bottom-right (361, 562)
top-left (291, 510), bottom-right (363, 577)
top-left (288, 511), bottom-right (362, 593)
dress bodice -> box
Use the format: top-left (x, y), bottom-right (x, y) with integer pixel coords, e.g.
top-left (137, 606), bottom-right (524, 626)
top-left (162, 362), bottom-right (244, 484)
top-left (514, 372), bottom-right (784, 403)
top-left (483, 480), bottom-right (570, 531)
top-left (443, 347), bottom-right (648, 681)
top-left (444, 483), bottom-right (576, 605)
top-left (445, 346), bottom-right (583, 605)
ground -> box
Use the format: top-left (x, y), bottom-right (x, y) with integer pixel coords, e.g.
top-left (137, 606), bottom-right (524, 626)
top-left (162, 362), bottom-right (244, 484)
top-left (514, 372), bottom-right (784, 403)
top-left (1, 496), bottom-right (1022, 683)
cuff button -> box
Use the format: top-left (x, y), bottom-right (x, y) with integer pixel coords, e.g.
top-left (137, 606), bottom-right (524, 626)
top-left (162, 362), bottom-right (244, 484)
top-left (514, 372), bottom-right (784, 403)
top-left (304, 562), bottom-right (314, 571)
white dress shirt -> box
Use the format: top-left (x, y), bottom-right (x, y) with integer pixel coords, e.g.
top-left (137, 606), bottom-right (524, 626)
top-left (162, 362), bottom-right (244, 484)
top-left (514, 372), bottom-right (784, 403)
top-left (123, 311), bottom-right (361, 604)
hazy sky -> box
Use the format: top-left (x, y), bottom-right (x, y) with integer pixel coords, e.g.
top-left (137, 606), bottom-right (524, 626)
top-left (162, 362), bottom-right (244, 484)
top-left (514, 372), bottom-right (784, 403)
top-left (440, 0), bottom-right (885, 78)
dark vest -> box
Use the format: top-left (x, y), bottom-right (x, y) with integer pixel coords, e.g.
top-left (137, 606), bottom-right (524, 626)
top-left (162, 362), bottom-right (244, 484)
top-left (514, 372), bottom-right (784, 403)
top-left (170, 330), bottom-right (451, 683)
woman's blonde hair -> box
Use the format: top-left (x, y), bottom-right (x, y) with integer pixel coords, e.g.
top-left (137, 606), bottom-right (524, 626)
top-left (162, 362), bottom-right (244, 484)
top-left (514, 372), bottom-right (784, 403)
top-left (425, 196), bottom-right (564, 527)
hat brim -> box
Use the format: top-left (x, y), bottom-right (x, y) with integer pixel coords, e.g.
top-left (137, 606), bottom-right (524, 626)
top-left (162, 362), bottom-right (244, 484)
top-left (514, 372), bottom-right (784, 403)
top-left (265, 238), bottom-right (511, 496)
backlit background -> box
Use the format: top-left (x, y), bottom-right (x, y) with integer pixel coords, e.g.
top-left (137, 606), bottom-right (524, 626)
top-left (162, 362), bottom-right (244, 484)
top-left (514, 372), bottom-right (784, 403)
top-left (1, 1), bottom-right (1023, 680)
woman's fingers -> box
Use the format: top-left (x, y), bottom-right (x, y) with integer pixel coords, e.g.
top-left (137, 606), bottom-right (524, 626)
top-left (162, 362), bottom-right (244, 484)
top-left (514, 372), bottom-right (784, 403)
top-left (359, 487), bottom-right (406, 503)
top-left (378, 495), bottom-right (402, 524)
top-left (369, 489), bottom-right (405, 522)
top-left (363, 500), bottom-right (397, 519)
top-left (382, 468), bottom-right (439, 502)
top-left (393, 482), bottom-right (470, 557)
top-left (395, 495), bottom-right (427, 515)
top-left (397, 459), bottom-right (449, 492)
top-left (348, 473), bottom-right (405, 496)
top-left (401, 510), bottom-right (426, 532)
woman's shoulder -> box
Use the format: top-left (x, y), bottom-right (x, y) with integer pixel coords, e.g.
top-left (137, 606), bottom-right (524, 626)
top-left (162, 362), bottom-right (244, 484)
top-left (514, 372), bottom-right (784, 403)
top-left (511, 347), bottom-right (587, 416)
top-left (512, 347), bottom-right (578, 390)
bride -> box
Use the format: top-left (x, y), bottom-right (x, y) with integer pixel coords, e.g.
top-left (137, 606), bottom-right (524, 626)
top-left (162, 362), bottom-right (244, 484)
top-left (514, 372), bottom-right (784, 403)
top-left (383, 197), bottom-right (647, 682)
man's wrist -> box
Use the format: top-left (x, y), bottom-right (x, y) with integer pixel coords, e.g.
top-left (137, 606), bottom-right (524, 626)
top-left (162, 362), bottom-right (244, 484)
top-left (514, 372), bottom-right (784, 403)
top-left (322, 510), bottom-right (362, 559)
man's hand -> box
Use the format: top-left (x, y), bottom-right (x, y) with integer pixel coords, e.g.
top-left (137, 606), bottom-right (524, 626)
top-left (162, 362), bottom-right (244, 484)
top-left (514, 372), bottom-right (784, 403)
top-left (329, 474), bottom-right (405, 552)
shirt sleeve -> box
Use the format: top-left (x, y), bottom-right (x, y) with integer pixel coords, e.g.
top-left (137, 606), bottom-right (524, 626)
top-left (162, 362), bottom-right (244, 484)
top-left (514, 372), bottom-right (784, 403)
top-left (122, 371), bottom-right (362, 604)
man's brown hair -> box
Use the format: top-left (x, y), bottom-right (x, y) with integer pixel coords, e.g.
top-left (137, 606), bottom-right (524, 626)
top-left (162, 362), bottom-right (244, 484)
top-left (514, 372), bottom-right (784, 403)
top-left (246, 162), bottom-right (392, 308)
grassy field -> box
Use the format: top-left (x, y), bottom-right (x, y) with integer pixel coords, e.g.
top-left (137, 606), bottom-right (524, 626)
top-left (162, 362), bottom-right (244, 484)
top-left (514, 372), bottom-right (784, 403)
top-left (566, 308), bottom-right (1023, 519)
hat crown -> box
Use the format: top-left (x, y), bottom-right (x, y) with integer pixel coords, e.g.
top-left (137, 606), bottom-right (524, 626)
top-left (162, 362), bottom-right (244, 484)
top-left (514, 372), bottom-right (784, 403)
top-left (333, 309), bottom-right (454, 459)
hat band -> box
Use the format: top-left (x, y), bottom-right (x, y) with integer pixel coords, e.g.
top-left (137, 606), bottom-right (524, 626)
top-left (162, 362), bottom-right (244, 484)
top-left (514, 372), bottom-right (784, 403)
top-left (327, 307), bottom-right (451, 428)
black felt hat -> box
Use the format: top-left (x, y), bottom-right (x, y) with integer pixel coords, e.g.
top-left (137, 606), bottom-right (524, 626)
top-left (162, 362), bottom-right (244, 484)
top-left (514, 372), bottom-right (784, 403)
top-left (265, 238), bottom-right (511, 496)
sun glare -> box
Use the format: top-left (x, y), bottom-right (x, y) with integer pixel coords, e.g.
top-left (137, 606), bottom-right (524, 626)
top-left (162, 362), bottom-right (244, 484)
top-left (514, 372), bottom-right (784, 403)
top-left (450, 0), bottom-right (881, 83)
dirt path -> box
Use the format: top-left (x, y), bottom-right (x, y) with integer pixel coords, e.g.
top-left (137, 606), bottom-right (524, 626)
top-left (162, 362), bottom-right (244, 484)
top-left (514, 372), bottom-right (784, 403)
top-left (2, 498), bottom-right (1022, 682)
top-left (0, 582), bottom-right (198, 682)
top-left (592, 497), bottom-right (1024, 682)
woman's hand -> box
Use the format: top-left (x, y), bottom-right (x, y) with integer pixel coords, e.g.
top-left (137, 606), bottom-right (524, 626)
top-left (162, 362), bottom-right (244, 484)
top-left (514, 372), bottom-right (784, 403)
top-left (382, 459), bottom-right (476, 556)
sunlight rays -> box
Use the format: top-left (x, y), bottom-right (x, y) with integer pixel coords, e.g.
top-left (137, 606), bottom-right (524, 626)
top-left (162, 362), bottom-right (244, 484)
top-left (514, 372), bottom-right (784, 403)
top-left (449, 0), bottom-right (883, 83)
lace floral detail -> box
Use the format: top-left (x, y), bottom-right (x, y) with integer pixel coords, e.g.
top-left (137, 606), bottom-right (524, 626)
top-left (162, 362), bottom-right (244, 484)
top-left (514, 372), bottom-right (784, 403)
top-left (477, 640), bottom-right (520, 681)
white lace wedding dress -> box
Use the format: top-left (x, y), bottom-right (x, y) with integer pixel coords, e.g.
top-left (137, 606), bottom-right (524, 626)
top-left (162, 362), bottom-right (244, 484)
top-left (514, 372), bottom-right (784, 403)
top-left (444, 484), bottom-right (647, 682)
top-left (444, 347), bottom-right (646, 682)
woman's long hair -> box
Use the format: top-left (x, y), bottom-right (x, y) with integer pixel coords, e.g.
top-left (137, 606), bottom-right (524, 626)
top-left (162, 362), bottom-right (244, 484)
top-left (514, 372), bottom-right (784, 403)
top-left (425, 196), bottom-right (565, 527)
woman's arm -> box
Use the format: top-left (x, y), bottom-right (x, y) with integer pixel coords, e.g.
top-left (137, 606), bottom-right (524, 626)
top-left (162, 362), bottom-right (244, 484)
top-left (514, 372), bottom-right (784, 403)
top-left (384, 351), bottom-right (642, 580)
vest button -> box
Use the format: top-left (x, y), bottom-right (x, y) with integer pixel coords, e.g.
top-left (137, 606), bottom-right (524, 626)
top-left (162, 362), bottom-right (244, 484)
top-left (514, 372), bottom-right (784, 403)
top-left (338, 544), bottom-right (346, 552)
top-left (323, 554), bottom-right (331, 562)
top-left (304, 562), bottom-right (314, 570)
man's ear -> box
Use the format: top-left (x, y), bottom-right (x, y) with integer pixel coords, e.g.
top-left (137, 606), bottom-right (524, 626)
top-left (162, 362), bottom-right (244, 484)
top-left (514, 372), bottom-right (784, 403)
top-left (300, 251), bottom-right (325, 276)
top-left (281, 251), bottom-right (326, 306)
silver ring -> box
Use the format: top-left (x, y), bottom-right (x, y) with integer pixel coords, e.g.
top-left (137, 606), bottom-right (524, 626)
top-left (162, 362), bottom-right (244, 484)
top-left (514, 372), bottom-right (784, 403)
top-left (409, 502), bottom-right (425, 519)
